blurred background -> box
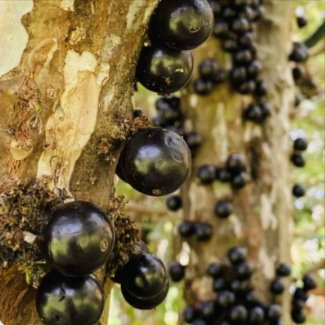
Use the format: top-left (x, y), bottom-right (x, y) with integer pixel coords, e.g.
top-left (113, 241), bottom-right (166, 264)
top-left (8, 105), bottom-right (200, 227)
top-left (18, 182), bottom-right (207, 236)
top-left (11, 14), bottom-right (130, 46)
top-left (109, 1), bottom-right (324, 324)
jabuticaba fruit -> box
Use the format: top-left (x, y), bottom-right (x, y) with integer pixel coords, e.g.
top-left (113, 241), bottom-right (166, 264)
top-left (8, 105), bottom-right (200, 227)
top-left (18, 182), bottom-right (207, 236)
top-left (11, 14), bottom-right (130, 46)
top-left (119, 127), bottom-right (191, 196)
top-left (43, 201), bottom-right (115, 276)
top-left (150, 0), bottom-right (214, 50)
top-left (36, 271), bottom-right (105, 325)
top-left (136, 44), bottom-right (194, 94)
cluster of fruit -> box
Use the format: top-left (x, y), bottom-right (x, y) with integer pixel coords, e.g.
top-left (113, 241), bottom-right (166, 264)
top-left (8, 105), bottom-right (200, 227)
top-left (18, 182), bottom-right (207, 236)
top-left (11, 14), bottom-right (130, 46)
top-left (136, 0), bottom-right (214, 94)
top-left (113, 241), bottom-right (169, 310)
top-left (167, 247), bottom-right (317, 325)
top-left (36, 201), bottom-right (115, 325)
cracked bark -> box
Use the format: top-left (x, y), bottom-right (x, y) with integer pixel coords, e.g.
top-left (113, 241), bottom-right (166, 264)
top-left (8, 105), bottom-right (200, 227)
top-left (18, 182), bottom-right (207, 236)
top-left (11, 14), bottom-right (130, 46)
top-left (0, 0), bottom-right (158, 324)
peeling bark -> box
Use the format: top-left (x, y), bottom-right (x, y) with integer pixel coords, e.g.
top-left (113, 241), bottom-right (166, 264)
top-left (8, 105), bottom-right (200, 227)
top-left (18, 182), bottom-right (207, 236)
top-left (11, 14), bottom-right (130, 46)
top-left (0, 0), bottom-right (158, 324)
top-left (181, 1), bottom-right (294, 324)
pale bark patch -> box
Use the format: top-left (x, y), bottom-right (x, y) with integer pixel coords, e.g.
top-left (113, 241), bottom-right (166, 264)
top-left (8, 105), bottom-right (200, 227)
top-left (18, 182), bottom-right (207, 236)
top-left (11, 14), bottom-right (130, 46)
top-left (258, 246), bottom-right (276, 279)
top-left (261, 193), bottom-right (278, 230)
top-left (0, 1), bottom-right (34, 78)
top-left (60, 0), bottom-right (75, 11)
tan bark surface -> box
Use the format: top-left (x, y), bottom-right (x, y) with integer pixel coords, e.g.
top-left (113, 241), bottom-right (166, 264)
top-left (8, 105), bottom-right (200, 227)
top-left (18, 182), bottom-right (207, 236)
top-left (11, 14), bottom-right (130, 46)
top-left (0, 1), bottom-right (158, 324)
top-left (180, 1), bottom-right (294, 324)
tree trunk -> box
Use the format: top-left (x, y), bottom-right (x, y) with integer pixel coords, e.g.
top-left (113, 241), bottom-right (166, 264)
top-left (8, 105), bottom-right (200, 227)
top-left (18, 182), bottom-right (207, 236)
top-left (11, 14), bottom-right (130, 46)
top-left (0, 1), bottom-right (158, 324)
top-left (181, 1), bottom-right (294, 324)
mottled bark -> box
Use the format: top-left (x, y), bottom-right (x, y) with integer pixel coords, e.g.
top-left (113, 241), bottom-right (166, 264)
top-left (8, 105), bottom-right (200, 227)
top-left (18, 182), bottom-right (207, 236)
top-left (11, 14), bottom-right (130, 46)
top-left (181, 1), bottom-right (294, 324)
top-left (0, 0), bottom-right (158, 324)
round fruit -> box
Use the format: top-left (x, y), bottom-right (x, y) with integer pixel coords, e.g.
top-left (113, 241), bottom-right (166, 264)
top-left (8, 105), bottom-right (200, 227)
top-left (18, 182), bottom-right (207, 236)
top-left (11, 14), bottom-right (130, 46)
top-left (136, 45), bottom-right (194, 94)
top-left (292, 65), bottom-right (305, 82)
top-left (121, 278), bottom-right (169, 310)
top-left (150, 0), bottom-right (214, 50)
top-left (292, 299), bottom-right (305, 310)
top-left (235, 261), bottom-right (253, 280)
top-left (43, 201), bottom-right (115, 276)
top-left (260, 103), bottom-right (271, 119)
top-left (266, 305), bottom-right (282, 321)
top-left (293, 288), bottom-right (308, 301)
top-left (297, 16), bottom-right (308, 28)
top-left (232, 18), bottom-right (251, 33)
top-left (291, 308), bottom-right (306, 324)
top-left (231, 171), bottom-right (248, 189)
top-left (36, 271), bottom-right (105, 325)
top-left (270, 279), bottom-right (285, 295)
top-left (134, 109), bottom-right (143, 118)
top-left (292, 184), bottom-right (305, 198)
top-left (254, 80), bottom-right (267, 96)
top-left (197, 165), bottom-right (217, 184)
top-left (199, 59), bottom-right (219, 80)
top-left (230, 279), bottom-right (243, 292)
top-left (244, 105), bottom-right (263, 123)
top-left (168, 262), bottom-right (185, 282)
top-left (206, 262), bottom-right (223, 278)
top-left (214, 201), bottom-right (233, 219)
top-left (222, 7), bottom-right (236, 20)
top-left (234, 50), bottom-right (254, 64)
top-left (193, 78), bottom-right (215, 96)
top-left (217, 291), bottom-right (235, 308)
top-left (239, 32), bottom-right (255, 46)
top-left (228, 247), bottom-right (247, 264)
top-left (185, 131), bottom-right (203, 150)
top-left (192, 320), bottom-right (208, 325)
top-left (230, 305), bottom-right (248, 323)
top-left (166, 195), bottom-right (182, 211)
top-left (209, 1), bottom-right (221, 17)
top-left (200, 301), bottom-right (216, 319)
top-left (120, 252), bottom-right (167, 299)
top-left (119, 127), bottom-right (191, 196)
top-left (155, 97), bottom-right (172, 111)
top-left (223, 38), bottom-right (239, 53)
top-left (289, 47), bottom-right (309, 63)
top-left (213, 21), bottom-right (229, 39)
top-left (236, 80), bottom-right (256, 94)
top-left (216, 168), bottom-right (232, 183)
top-left (195, 222), bottom-right (213, 241)
top-left (290, 153), bottom-right (306, 167)
top-left (294, 138), bottom-right (308, 151)
top-left (183, 305), bottom-right (197, 323)
top-left (226, 154), bottom-right (246, 173)
top-left (302, 273), bottom-right (317, 291)
top-left (213, 277), bottom-right (227, 292)
top-left (249, 306), bottom-right (265, 324)
top-left (276, 263), bottom-right (291, 277)
top-left (213, 69), bottom-right (227, 83)
top-left (247, 60), bottom-right (262, 79)
top-left (230, 67), bottom-right (247, 83)
top-left (178, 220), bottom-right (195, 238)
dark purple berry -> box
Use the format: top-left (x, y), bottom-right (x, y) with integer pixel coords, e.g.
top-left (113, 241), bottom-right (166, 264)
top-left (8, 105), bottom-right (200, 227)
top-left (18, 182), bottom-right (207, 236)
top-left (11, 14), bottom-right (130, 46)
top-left (297, 16), bottom-right (308, 28)
top-left (214, 201), bottom-right (233, 219)
top-left (234, 50), bottom-right (254, 64)
top-left (185, 131), bottom-right (202, 150)
top-left (200, 301), bottom-right (216, 319)
top-left (206, 263), bottom-right (224, 278)
top-left (230, 66), bottom-right (247, 83)
top-left (254, 80), bottom-right (267, 97)
top-left (294, 138), bottom-right (308, 151)
top-left (216, 168), bottom-right (232, 182)
top-left (266, 305), bottom-right (282, 321)
top-left (230, 305), bottom-right (248, 323)
top-left (178, 220), bottom-right (195, 238)
top-left (232, 171), bottom-right (248, 189)
top-left (236, 80), bottom-right (256, 94)
top-left (166, 196), bottom-right (182, 211)
top-left (291, 308), bottom-right (306, 324)
top-left (193, 78), bottom-right (215, 96)
top-left (247, 60), bottom-right (262, 79)
top-left (292, 184), bottom-right (305, 198)
top-left (168, 262), bottom-right (185, 282)
top-left (276, 263), bottom-right (291, 277)
top-left (213, 22), bottom-right (229, 39)
top-left (197, 165), bottom-right (217, 184)
top-left (183, 306), bottom-right (197, 323)
top-left (199, 59), bottom-right (219, 80)
top-left (244, 104), bottom-right (263, 123)
top-left (291, 153), bottom-right (306, 167)
top-left (228, 247), bottom-right (247, 264)
top-left (195, 222), bottom-right (213, 241)
top-left (249, 306), bottom-right (265, 324)
top-left (213, 277), bottom-right (227, 292)
top-left (293, 288), bottom-right (308, 302)
top-left (303, 273), bottom-right (317, 291)
top-left (270, 279), bottom-right (285, 295)
top-left (217, 291), bottom-right (235, 308)
top-left (293, 65), bottom-right (305, 82)
top-left (235, 261), bottom-right (253, 280)
top-left (232, 18), bottom-right (251, 33)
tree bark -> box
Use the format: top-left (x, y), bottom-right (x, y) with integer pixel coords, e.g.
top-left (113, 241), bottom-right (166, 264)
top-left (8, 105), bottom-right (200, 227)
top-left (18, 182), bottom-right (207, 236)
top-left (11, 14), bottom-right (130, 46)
top-left (181, 1), bottom-right (294, 324)
top-left (0, 1), bottom-right (158, 324)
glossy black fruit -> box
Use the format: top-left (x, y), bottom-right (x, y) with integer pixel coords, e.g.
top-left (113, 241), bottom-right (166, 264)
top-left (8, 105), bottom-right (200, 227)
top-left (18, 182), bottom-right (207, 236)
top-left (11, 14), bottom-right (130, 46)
top-left (303, 273), bottom-right (317, 291)
top-left (293, 288), bottom-right (308, 302)
top-left (43, 201), bottom-right (115, 276)
top-left (230, 66), bottom-right (247, 83)
top-left (214, 201), bottom-right (233, 219)
top-left (236, 80), bottom-right (256, 94)
top-left (185, 131), bottom-right (203, 150)
top-left (292, 299), bottom-right (305, 310)
top-left (259, 103), bottom-right (271, 119)
top-left (232, 18), bottom-right (251, 33)
top-left (247, 60), bottom-right (262, 79)
top-left (226, 154), bottom-right (246, 173)
top-left (292, 184), bottom-right (305, 198)
top-left (213, 69), bottom-right (227, 83)
top-left (213, 277), bottom-right (227, 292)
top-left (234, 50), bottom-right (254, 64)
top-left (36, 271), bottom-right (105, 325)
top-left (254, 80), bottom-right (267, 96)
top-left (216, 168), bottom-right (232, 183)
top-left (195, 222), bottom-right (213, 241)
top-left (249, 306), bottom-right (265, 324)
top-left (244, 104), bottom-right (263, 123)
top-left (213, 21), bottom-right (229, 39)
top-left (178, 220), bottom-right (195, 238)
top-left (166, 196), bottom-right (182, 211)
top-left (276, 263), bottom-right (291, 277)
top-left (209, 0), bottom-right (222, 16)
top-left (121, 279), bottom-right (169, 310)
top-left (223, 38), bottom-right (239, 53)
top-left (223, 7), bottom-right (236, 20)
top-left (197, 165), bottom-right (217, 184)
top-left (228, 247), bottom-right (247, 264)
top-left (193, 78), bottom-right (215, 96)
top-left (235, 261), bottom-right (253, 280)
top-left (136, 45), bottom-right (194, 94)
top-left (166, 125), bottom-right (185, 136)
top-left (291, 308), bottom-right (306, 324)
top-left (119, 128), bottom-right (191, 196)
top-left (217, 291), bottom-right (235, 308)
top-left (230, 305), bottom-right (248, 323)
top-left (206, 262), bottom-right (223, 278)
top-left (239, 32), bottom-right (255, 46)
top-left (297, 16), bottom-right (308, 28)
top-left (229, 279), bottom-right (243, 292)
top-left (192, 320), bottom-right (208, 325)
top-left (293, 65), bottom-right (305, 82)
top-left (270, 279), bottom-right (285, 295)
top-left (168, 262), bottom-right (185, 282)
top-left (200, 301), bottom-right (216, 319)
top-left (266, 305), bottom-right (282, 321)
top-left (231, 171), bottom-right (248, 189)
top-left (150, 0), bottom-right (214, 50)
top-left (199, 59), bottom-right (219, 80)
top-left (291, 153), bottom-right (306, 167)
top-left (134, 109), bottom-right (143, 118)
top-left (183, 305), bottom-right (197, 323)
top-left (294, 138), bottom-right (308, 151)
top-left (289, 48), bottom-right (309, 63)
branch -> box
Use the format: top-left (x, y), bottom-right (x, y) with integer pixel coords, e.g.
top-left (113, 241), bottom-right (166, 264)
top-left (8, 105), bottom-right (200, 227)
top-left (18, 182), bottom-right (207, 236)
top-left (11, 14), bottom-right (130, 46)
top-left (304, 20), bottom-right (325, 48)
